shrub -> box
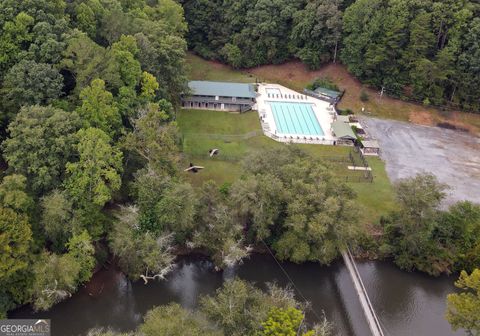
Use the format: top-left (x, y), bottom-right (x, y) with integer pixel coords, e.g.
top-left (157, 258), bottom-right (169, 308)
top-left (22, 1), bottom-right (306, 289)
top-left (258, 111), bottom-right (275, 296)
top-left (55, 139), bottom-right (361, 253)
top-left (360, 90), bottom-right (369, 102)
top-left (308, 77), bottom-right (339, 92)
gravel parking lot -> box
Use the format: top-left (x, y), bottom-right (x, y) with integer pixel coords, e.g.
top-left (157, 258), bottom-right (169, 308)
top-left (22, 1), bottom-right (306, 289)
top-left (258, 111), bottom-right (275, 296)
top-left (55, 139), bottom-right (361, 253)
top-left (362, 117), bottom-right (480, 206)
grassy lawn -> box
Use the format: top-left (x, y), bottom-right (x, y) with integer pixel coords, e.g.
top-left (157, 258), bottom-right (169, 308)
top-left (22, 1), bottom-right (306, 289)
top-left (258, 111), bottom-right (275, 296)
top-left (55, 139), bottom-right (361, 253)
top-left (349, 157), bottom-right (396, 223)
top-left (186, 53), bottom-right (255, 83)
top-left (178, 109), bottom-right (397, 224)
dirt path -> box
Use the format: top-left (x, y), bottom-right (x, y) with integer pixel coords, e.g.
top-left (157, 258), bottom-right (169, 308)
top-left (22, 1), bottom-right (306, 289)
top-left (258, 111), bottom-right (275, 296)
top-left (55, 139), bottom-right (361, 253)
top-left (362, 117), bottom-right (480, 206)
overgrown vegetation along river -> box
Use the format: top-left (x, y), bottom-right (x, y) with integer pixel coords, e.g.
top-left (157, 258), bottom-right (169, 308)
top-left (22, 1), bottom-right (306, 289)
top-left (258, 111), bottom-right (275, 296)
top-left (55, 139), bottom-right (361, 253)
top-left (11, 254), bottom-right (464, 336)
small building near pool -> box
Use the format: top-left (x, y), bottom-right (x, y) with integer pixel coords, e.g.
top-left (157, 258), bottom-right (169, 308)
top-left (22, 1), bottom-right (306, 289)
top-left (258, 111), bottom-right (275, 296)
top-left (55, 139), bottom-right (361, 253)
top-left (331, 120), bottom-right (356, 145)
top-left (181, 80), bottom-right (256, 112)
top-left (360, 139), bottom-right (380, 156)
top-left (304, 86), bottom-right (342, 104)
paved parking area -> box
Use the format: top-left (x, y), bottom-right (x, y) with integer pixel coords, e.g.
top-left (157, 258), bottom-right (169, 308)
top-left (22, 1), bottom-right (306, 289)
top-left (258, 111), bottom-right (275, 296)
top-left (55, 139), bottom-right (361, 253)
top-left (362, 117), bottom-right (480, 206)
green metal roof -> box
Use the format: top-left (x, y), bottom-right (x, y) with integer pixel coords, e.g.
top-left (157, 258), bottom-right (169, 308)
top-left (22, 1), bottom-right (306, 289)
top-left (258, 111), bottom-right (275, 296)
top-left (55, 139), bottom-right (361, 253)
top-left (336, 115), bottom-right (350, 123)
top-left (188, 81), bottom-right (256, 98)
top-left (332, 120), bottom-right (356, 140)
top-left (314, 87), bottom-right (341, 98)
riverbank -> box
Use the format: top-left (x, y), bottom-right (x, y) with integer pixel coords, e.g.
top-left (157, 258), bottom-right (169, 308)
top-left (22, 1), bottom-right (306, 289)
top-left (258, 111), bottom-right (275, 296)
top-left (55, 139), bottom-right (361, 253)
top-left (10, 254), bottom-right (464, 336)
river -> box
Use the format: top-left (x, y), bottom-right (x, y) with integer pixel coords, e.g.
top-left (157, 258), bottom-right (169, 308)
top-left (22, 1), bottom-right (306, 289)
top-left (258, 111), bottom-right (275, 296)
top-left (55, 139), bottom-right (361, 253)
top-left (10, 254), bottom-right (464, 336)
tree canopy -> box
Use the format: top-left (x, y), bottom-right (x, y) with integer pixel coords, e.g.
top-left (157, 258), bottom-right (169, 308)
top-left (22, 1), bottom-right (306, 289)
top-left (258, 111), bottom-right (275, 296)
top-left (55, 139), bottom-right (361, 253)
top-left (32, 231), bottom-right (95, 311)
top-left (381, 174), bottom-right (480, 275)
top-left (182, 0), bottom-right (480, 110)
top-left (2, 105), bottom-right (80, 193)
top-left (65, 127), bottom-right (123, 208)
top-left (446, 269), bottom-right (480, 334)
top-left (231, 147), bottom-right (359, 264)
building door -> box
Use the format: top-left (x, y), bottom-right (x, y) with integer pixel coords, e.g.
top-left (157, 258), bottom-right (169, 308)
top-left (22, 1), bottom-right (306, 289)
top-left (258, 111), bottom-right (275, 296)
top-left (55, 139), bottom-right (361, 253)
top-left (221, 103), bottom-right (224, 110)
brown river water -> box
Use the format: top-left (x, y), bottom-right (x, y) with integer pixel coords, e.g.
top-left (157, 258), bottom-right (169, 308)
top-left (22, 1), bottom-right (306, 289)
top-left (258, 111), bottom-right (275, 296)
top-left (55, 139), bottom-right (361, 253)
top-left (10, 254), bottom-right (465, 336)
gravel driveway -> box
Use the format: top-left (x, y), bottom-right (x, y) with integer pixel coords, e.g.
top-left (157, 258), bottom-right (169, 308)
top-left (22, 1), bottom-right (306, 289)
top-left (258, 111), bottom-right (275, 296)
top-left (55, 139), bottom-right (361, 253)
top-left (361, 117), bottom-right (480, 206)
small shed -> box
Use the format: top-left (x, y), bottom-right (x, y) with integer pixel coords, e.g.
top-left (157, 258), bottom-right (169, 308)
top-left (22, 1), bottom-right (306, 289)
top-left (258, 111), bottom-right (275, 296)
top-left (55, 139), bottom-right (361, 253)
top-left (360, 139), bottom-right (380, 156)
top-left (303, 86), bottom-right (342, 103)
top-left (331, 120), bottom-right (356, 145)
top-left (314, 87), bottom-right (342, 101)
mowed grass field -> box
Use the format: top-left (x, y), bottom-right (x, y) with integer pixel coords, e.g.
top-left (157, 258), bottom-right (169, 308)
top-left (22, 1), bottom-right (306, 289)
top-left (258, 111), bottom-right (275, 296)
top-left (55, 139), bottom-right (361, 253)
top-left (177, 109), bottom-right (396, 224)
top-left (187, 53), bottom-right (480, 135)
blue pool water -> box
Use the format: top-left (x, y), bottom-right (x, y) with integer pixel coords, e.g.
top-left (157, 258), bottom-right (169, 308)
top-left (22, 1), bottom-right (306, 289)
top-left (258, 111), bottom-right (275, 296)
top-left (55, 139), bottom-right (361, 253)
top-left (268, 101), bottom-right (324, 136)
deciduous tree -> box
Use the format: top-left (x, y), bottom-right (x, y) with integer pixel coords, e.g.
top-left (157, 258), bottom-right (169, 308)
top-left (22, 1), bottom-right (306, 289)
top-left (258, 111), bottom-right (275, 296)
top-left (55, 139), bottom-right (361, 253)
top-left (381, 173), bottom-right (451, 274)
top-left (40, 190), bottom-right (76, 251)
top-left (77, 79), bottom-right (122, 137)
top-left (446, 269), bottom-right (480, 334)
top-left (0, 175), bottom-right (33, 213)
top-left (65, 127), bottom-right (123, 208)
top-left (1, 60), bottom-right (63, 113)
top-left (2, 105), bottom-right (80, 193)
top-left (140, 303), bottom-right (222, 336)
top-left (0, 207), bottom-right (32, 284)
top-left (109, 205), bottom-right (175, 283)
top-left (200, 279), bottom-right (299, 336)
top-left (259, 307), bottom-right (327, 336)
top-left (193, 181), bottom-right (249, 268)
top-left (125, 102), bottom-right (179, 175)
top-left (32, 232), bottom-right (95, 311)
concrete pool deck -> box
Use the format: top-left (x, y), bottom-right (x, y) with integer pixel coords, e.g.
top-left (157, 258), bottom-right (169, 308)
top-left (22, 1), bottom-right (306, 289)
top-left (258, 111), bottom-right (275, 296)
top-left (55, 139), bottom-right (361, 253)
top-left (256, 83), bottom-right (336, 144)
top-left (362, 117), bottom-right (480, 206)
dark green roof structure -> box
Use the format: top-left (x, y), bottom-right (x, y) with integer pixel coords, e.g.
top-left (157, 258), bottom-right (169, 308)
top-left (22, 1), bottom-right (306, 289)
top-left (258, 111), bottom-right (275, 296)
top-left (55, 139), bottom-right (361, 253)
top-left (188, 81), bottom-right (256, 99)
top-left (331, 120), bottom-right (356, 140)
top-left (314, 87), bottom-right (341, 99)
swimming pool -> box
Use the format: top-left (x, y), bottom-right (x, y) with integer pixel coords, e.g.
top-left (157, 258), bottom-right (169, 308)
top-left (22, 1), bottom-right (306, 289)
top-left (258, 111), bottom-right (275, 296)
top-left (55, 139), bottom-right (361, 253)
top-left (268, 101), bottom-right (324, 136)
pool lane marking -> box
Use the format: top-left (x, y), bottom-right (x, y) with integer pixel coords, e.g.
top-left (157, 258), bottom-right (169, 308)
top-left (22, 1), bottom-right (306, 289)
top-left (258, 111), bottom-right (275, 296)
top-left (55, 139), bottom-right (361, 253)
top-left (276, 103), bottom-right (290, 134)
top-left (273, 102), bottom-right (290, 135)
top-left (297, 103), bottom-right (316, 135)
top-left (271, 103), bottom-right (285, 134)
top-left (285, 103), bottom-right (301, 135)
top-left (309, 105), bottom-right (325, 135)
top-left (305, 104), bottom-right (321, 135)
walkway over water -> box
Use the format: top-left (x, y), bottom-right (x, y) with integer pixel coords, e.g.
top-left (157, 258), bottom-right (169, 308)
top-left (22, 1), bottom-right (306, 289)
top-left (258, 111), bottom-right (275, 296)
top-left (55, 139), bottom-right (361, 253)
top-left (342, 249), bottom-right (385, 336)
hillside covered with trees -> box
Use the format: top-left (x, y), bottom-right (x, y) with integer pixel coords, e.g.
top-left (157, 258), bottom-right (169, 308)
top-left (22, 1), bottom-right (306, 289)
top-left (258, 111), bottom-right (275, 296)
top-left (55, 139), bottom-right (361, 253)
top-left (0, 0), bottom-right (189, 316)
top-left (181, 0), bottom-right (480, 111)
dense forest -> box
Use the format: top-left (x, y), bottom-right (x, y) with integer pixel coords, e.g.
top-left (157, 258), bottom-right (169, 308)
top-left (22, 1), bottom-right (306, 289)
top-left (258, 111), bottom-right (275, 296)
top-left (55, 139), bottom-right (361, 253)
top-left (181, 0), bottom-right (480, 111)
top-left (0, 0), bottom-right (190, 315)
top-left (0, 0), bottom-right (479, 333)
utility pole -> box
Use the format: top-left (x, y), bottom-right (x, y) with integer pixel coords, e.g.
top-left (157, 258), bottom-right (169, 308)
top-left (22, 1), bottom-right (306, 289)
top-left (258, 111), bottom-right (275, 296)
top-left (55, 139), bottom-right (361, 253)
top-left (333, 39), bottom-right (338, 63)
